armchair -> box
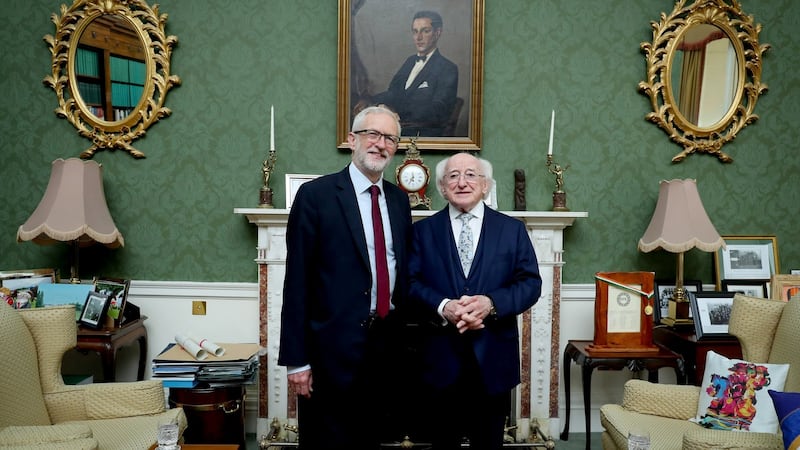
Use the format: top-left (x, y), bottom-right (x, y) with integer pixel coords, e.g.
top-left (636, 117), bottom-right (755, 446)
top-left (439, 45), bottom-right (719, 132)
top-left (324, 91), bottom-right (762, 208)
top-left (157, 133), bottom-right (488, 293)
top-left (600, 294), bottom-right (800, 449)
top-left (0, 303), bottom-right (187, 449)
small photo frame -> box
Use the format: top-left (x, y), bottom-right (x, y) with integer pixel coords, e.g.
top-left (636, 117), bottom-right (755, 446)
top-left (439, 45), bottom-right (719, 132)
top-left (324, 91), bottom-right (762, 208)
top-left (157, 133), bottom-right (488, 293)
top-left (93, 277), bottom-right (130, 326)
top-left (79, 291), bottom-right (110, 329)
top-left (653, 279), bottom-right (701, 323)
top-left (714, 235), bottom-right (779, 289)
top-left (769, 274), bottom-right (800, 302)
top-left (285, 174), bottom-right (319, 208)
top-left (721, 279), bottom-right (769, 298)
top-left (0, 268), bottom-right (57, 309)
top-left (689, 291), bottom-right (736, 339)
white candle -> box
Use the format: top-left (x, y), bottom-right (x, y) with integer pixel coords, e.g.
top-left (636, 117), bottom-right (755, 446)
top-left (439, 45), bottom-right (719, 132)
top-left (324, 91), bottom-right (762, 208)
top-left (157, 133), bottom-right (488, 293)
top-left (270, 105), bottom-right (275, 151)
top-left (547, 109), bottom-right (555, 156)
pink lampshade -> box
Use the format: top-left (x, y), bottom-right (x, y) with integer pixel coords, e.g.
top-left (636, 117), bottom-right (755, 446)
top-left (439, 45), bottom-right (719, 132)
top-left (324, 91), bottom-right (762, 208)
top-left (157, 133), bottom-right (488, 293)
top-left (17, 158), bottom-right (124, 248)
top-left (638, 179), bottom-right (723, 254)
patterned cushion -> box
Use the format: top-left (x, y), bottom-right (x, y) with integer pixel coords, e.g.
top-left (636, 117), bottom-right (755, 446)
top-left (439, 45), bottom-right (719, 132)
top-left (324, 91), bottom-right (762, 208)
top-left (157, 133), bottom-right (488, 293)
top-left (768, 390), bottom-right (800, 450)
top-left (691, 350), bottom-right (789, 433)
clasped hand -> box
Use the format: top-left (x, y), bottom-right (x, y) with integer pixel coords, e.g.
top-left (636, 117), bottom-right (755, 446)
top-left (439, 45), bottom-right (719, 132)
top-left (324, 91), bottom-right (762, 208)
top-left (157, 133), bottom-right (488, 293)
top-left (443, 295), bottom-right (493, 333)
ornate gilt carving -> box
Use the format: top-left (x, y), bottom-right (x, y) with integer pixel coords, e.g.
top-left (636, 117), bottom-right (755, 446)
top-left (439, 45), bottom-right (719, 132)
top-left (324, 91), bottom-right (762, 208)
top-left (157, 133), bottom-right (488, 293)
top-left (44, 0), bottom-right (181, 159)
top-left (639, 0), bottom-right (769, 163)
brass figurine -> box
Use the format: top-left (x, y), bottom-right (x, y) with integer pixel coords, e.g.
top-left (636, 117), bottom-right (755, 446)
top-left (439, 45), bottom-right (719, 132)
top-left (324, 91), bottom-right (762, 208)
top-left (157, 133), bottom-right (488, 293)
top-left (546, 154), bottom-right (570, 211)
top-left (259, 149), bottom-right (277, 208)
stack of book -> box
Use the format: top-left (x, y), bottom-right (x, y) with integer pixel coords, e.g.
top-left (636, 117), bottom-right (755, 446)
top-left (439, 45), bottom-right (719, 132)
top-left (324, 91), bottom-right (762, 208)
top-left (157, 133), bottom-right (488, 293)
top-left (152, 342), bottom-right (260, 389)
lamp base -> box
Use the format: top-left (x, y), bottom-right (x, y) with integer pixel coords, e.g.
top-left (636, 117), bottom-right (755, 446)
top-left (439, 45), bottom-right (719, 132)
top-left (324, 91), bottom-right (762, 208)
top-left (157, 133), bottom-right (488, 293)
top-left (663, 299), bottom-right (693, 327)
top-left (660, 317), bottom-right (693, 327)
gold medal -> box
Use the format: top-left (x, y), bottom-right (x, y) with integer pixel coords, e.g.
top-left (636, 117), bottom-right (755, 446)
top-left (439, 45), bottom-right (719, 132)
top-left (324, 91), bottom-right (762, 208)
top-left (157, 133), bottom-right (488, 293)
top-left (644, 305), bottom-right (654, 316)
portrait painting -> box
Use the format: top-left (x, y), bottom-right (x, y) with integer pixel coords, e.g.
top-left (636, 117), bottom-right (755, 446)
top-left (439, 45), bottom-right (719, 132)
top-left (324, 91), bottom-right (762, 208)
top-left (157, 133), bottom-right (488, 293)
top-left (337, 0), bottom-right (484, 151)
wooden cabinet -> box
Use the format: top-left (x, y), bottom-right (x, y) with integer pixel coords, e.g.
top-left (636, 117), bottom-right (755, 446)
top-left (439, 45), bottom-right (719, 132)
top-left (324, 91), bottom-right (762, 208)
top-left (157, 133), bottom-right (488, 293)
top-left (653, 326), bottom-right (742, 385)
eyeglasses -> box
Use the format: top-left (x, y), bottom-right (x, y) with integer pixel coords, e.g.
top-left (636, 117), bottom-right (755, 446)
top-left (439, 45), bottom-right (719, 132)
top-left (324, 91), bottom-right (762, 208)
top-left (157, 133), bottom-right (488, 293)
top-left (445, 170), bottom-right (485, 185)
top-left (353, 129), bottom-right (401, 147)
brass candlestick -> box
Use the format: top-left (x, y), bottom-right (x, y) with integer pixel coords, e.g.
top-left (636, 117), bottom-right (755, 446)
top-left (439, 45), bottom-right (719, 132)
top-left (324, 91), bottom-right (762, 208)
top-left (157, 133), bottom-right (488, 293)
top-left (546, 154), bottom-right (570, 211)
top-left (259, 149), bottom-right (277, 208)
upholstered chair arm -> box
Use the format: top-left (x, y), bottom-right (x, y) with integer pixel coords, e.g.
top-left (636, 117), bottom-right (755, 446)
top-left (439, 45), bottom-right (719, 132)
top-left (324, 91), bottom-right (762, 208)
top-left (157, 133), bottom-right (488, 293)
top-left (682, 426), bottom-right (783, 450)
top-left (621, 379), bottom-right (700, 419)
top-left (45, 380), bottom-right (167, 423)
top-left (85, 380), bottom-right (167, 420)
top-left (0, 423), bottom-right (97, 449)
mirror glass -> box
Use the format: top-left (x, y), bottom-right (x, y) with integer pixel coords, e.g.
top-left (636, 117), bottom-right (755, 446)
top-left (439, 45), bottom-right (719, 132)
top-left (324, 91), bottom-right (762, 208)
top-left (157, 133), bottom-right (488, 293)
top-left (669, 24), bottom-right (739, 129)
top-left (45, 0), bottom-right (180, 159)
top-left (74, 15), bottom-right (146, 123)
top-left (639, 0), bottom-right (769, 163)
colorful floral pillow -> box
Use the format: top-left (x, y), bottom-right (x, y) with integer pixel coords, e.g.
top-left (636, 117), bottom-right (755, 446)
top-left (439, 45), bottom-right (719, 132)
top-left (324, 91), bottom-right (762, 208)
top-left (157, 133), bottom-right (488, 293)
top-left (768, 390), bottom-right (800, 450)
top-left (690, 350), bottom-right (789, 433)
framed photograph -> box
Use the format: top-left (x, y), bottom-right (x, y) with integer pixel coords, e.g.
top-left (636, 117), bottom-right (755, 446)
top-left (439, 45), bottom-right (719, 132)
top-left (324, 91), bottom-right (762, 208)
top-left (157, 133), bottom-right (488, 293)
top-left (337, 0), bottom-right (484, 151)
top-left (653, 279), bottom-right (701, 323)
top-left (721, 279), bottom-right (769, 298)
top-left (689, 291), bottom-right (736, 339)
top-left (714, 235), bottom-right (779, 289)
top-left (78, 291), bottom-right (111, 329)
top-left (769, 274), bottom-right (800, 302)
top-left (93, 277), bottom-right (130, 326)
top-left (285, 174), bottom-right (320, 209)
top-left (0, 268), bottom-right (57, 309)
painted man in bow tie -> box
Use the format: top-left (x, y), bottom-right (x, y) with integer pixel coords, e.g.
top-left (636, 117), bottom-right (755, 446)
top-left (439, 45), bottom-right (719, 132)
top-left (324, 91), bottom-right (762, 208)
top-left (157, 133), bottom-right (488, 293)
top-left (408, 153), bottom-right (542, 449)
top-left (372, 10), bottom-right (459, 137)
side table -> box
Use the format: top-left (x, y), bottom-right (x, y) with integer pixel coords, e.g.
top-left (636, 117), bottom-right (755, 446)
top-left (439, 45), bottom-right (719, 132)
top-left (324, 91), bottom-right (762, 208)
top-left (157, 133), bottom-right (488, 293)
top-left (652, 325), bottom-right (742, 385)
top-left (76, 317), bottom-right (147, 382)
top-left (560, 340), bottom-right (685, 450)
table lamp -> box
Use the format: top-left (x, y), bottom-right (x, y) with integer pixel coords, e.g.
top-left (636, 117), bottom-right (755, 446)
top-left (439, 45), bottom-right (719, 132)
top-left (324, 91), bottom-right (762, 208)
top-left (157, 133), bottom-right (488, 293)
top-left (638, 179), bottom-right (724, 325)
top-left (17, 158), bottom-right (124, 283)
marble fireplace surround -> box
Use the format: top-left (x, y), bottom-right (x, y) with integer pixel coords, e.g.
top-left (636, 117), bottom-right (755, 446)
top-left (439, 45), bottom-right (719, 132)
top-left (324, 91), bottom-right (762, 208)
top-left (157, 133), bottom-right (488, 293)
top-left (234, 208), bottom-right (586, 441)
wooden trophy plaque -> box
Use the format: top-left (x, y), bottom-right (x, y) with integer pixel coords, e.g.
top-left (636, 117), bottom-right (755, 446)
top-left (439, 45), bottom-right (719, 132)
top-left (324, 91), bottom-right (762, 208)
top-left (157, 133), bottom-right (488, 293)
top-left (586, 271), bottom-right (658, 355)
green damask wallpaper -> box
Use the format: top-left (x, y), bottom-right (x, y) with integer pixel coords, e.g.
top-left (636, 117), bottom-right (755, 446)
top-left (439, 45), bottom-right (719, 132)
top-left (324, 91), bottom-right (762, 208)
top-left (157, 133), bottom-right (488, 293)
top-left (1, 0), bottom-right (798, 284)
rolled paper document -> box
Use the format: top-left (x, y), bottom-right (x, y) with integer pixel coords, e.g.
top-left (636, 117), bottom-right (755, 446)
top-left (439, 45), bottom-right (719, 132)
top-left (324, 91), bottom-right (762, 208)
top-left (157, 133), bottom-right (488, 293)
top-left (187, 333), bottom-right (226, 357)
top-left (175, 334), bottom-right (208, 360)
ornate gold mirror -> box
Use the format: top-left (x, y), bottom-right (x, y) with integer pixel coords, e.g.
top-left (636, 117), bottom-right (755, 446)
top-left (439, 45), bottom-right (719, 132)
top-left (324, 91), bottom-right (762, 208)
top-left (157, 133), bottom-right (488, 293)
top-left (44, 0), bottom-right (181, 159)
top-left (639, 0), bottom-right (769, 163)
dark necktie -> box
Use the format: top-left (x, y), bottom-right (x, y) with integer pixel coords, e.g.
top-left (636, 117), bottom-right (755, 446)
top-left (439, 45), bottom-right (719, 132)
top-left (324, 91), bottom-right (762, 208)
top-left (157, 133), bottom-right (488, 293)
top-left (370, 185), bottom-right (390, 318)
top-left (416, 55), bottom-right (427, 63)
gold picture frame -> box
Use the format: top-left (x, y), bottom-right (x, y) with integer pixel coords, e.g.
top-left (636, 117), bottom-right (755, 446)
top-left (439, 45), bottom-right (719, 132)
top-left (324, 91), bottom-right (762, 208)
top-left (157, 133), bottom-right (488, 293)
top-left (337, 0), bottom-right (484, 151)
top-left (769, 274), bottom-right (800, 302)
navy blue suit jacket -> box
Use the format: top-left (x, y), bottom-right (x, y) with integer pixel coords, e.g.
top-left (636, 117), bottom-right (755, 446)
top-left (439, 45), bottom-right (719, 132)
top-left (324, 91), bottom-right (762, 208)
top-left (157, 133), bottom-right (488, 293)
top-left (373, 50), bottom-right (458, 136)
top-left (408, 206), bottom-right (541, 395)
top-left (277, 166), bottom-right (412, 388)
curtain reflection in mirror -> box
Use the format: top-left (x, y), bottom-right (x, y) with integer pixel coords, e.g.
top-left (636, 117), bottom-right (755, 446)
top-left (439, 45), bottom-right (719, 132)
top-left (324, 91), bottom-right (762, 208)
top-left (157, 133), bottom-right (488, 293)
top-left (674, 25), bottom-right (739, 128)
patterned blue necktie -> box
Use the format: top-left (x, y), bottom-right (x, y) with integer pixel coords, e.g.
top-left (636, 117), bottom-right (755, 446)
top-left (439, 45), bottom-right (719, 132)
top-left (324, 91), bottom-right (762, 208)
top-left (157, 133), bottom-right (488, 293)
top-left (457, 213), bottom-right (474, 275)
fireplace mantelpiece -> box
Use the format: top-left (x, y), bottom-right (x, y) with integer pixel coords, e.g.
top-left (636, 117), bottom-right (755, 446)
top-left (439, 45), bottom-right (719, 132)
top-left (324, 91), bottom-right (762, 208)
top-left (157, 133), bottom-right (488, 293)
top-left (234, 207), bottom-right (586, 441)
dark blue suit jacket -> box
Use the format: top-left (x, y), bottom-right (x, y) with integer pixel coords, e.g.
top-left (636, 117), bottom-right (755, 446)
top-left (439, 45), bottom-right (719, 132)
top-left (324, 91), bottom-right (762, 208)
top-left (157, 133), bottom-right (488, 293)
top-left (408, 206), bottom-right (541, 395)
top-left (373, 50), bottom-right (458, 136)
top-left (278, 166), bottom-right (412, 388)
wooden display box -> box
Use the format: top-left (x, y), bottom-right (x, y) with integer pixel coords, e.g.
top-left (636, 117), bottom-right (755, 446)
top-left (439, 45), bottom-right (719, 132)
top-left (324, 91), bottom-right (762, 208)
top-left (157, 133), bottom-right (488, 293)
top-left (587, 271), bottom-right (658, 354)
